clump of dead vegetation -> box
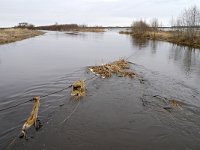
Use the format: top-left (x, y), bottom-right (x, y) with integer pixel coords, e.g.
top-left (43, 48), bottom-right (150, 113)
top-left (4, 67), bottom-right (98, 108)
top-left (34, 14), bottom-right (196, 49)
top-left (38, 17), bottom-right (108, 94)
top-left (19, 97), bottom-right (42, 139)
top-left (89, 59), bottom-right (136, 78)
top-left (71, 59), bottom-right (136, 98)
top-left (167, 99), bottom-right (183, 110)
top-left (71, 80), bottom-right (86, 98)
top-left (153, 95), bottom-right (183, 111)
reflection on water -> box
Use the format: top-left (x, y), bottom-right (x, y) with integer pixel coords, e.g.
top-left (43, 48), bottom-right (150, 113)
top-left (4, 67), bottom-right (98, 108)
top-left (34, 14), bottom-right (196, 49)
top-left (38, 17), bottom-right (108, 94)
top-left (129, 35), bottom-right (200, 89)
top-left (65, 31), bottom-right (105, 40)
top-left (169, 45), bottom-right (200, 76)
top-left (130, 36), bottom-right (158, 53)
top-left (150, 40), bottom-right (158, 54)
top-left (130, 36), bottom-right (149, 49)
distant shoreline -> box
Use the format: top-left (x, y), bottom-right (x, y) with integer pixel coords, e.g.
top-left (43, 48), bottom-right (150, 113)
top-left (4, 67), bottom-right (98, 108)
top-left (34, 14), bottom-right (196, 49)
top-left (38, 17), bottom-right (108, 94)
top-left (35, 24), bottom-right (106, 32)
top-left (0, 28), bottom-right (45, 45)
top-left (64, 27), bottom-right (105, 32)
top-left (120, 30), bottom-right (200, 49)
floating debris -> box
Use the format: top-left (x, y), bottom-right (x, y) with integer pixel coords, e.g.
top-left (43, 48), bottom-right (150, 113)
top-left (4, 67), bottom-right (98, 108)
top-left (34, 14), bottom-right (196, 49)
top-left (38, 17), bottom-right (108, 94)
top-left (65, 32), bottom-right (79, 35)
top-left (168, 99), bottom-right (183, 110)
top-left (152, 95), bottom-right (183, 111)
top-left (163, 99), bottom-right (183, 111)
top-left (19, 96), bottom-right (42, 139)
top-left (163, 106), bottom-right (173, 110)
top-left (71, 80), bottom-right (86, 98)
top-left (89, 59), bottom-right (136, 78)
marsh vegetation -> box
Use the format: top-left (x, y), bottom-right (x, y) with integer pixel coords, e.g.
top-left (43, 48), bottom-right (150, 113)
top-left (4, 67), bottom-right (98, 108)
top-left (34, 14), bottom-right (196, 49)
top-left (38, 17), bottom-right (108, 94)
top-left (0, 28), bottom-right (44, 44)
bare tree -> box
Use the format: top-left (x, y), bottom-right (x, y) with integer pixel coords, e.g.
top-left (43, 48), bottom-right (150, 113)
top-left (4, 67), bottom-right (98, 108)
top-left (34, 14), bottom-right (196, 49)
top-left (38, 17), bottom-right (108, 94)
top-left (151, 18), bottom-right (159, 38)
top-left (131, 20), bottom-right (150, 36)
top-left (170, 16), bottom-right (177, 31)
top-left (159, 21), bottom-right (163, 29)
top-left (175, 5), bottom-right (200, 40)
top-left (16, 22), bottom-right (35, 29)
top-left (151, 18), bottom-right (159, 30)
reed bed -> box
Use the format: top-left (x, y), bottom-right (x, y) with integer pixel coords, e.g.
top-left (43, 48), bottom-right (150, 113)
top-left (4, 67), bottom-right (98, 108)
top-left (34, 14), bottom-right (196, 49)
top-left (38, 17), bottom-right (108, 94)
top-left (0, 28), bottom-right (44, 44)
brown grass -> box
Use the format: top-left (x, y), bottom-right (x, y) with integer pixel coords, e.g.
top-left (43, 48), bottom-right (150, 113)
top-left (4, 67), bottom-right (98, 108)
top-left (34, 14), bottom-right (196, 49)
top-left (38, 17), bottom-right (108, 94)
top-left (0, 28), bottom-right (44, 45)
top-left (148, 31), bottom-right (200, 48)
top-left (89, 59), bottom-right (136, 78)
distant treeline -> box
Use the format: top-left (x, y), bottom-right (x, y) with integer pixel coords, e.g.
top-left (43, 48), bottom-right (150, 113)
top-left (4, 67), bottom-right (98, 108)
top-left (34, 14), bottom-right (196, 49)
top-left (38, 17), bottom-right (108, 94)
top-left (36, 24), bottom-right (79, 31)
top-left (35, 24), bottom-right (104, 31)
top-left (171, 26), bottom-right (200, 29)
top-left (14, 22), bottom-right (35, 29)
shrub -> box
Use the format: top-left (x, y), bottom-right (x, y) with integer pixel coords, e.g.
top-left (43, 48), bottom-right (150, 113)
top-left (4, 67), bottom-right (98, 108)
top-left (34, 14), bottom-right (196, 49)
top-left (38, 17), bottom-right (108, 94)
top-left (131, 20), bottom-right (150, 36)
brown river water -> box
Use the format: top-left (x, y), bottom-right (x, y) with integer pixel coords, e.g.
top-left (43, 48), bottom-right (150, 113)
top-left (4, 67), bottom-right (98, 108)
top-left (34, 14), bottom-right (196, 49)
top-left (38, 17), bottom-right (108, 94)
top-left (0, 30), bottom-right (200, 150)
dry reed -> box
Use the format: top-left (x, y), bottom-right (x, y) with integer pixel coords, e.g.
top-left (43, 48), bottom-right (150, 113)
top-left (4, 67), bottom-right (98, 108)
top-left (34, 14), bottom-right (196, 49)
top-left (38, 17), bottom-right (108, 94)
top-left (71, 80), bottom-right (86, 98)
top-left (89, 59), bottom-right (136, 78)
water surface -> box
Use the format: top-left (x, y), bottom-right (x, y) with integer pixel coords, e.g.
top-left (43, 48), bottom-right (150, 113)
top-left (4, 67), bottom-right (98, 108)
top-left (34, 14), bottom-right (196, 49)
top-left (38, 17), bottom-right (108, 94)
top-left (0, 30), bottom-right (200, 150)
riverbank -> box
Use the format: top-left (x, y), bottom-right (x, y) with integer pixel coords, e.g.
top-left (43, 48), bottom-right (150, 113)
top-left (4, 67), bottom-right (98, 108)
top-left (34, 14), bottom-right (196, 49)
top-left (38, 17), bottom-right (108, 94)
top-left (120, 30), bottom-right (200, 49)
top-left (0, 28), bottom-right (44, 45)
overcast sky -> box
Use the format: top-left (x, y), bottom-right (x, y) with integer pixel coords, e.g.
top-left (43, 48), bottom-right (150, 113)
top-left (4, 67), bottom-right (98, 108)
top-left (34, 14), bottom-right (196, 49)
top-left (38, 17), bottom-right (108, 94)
top-left (0, 0), bottom-right (200, 27)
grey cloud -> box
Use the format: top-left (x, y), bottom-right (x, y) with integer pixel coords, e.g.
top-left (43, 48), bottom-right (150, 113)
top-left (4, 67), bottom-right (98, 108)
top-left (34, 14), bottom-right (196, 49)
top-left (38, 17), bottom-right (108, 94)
top-left (0, 0), bottom-right (200, 27)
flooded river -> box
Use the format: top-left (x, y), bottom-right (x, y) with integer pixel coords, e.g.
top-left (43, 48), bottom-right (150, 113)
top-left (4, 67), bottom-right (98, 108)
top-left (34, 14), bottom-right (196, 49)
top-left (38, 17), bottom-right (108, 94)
top-left (0, 30), bottom-right (200, 150)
